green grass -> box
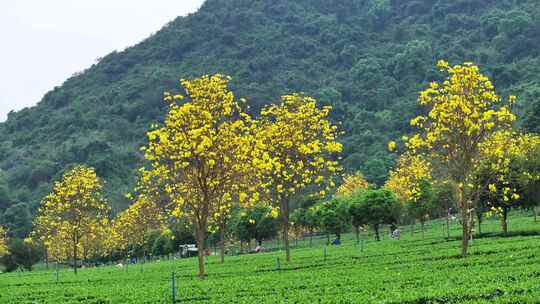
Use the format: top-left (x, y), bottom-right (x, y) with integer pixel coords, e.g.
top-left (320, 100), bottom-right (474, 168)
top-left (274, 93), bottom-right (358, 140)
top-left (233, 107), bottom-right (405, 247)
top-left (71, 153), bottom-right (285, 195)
top-left (2, 214), bottom-right (540, 303)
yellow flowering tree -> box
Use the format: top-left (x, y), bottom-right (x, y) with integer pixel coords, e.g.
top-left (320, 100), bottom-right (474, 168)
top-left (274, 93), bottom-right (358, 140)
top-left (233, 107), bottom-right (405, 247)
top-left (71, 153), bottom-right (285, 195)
top-left (385, 153), bottom-right (433, 238)
top-left (385, 153), bottom-right (432, 204)
top-left (475, 130), bottom-right (540, 233)
top-left (405, 60), bottom-right (516, 256)
top-left (336, 172), bottom-right (370, 197)
top-left (32, 165), bottom-right (110, 273)
top-left (254, 94), bottom-right (342, 262)
top-left (111, 193), bottom-right (166, 255)
top-left (0, 226), bottom-right (8, 257)
top-left (142, 75), bottom-right (258, 278)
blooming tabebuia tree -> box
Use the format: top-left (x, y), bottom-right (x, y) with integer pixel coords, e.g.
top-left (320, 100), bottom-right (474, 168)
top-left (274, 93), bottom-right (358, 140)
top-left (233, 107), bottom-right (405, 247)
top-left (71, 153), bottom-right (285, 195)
top-left (404, 61), bottom-right (516, 256)
top-left (310, 197), bottom-right (350, 242)
top-left (474, 130), bottom-right (540, 233)
top-left (385, 153), bottom-right (433, 238)
top-left (336, 172), bottom-right (370, 197)
top-left (111, 193), bottom-right (166, 255)
top-left (253, 94), bottom-right (342, 262)
top-left (141, 75), bottom-right (258, 278)
top-left (385, 153), bottom-right (432, 204)
top-left (31, 165), bottom-right (110, 273)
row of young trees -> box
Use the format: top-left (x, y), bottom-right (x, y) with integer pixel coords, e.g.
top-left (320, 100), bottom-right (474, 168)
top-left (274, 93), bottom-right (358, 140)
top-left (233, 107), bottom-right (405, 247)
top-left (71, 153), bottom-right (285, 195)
top-left (28, 75), bottom-right (342, 278)
top-left (291, 172), bottom-right (397, 243)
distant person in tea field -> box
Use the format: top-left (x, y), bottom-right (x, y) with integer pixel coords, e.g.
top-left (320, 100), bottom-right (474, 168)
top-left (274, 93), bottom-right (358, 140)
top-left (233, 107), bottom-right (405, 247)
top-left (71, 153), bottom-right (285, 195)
top-left (392, 228), bottom-right (401, 240)
top-left (390, 224), bottom-right (397, 234)
top-left (390, 224), bottom-right (400, 240)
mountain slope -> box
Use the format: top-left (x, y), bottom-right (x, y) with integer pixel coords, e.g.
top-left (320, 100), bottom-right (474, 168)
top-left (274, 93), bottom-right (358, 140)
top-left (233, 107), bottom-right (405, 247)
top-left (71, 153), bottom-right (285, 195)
top-left (1, 0), bottom-right (540, 235)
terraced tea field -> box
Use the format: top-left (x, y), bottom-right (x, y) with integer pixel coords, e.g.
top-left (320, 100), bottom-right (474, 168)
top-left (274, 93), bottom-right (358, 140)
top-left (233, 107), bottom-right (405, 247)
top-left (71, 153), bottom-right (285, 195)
top-left (2, 215), bottom-right (540, 303)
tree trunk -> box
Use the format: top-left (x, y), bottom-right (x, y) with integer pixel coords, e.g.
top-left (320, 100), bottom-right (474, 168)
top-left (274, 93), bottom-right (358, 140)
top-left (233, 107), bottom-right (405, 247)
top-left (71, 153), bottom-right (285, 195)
top-left (44, 249), bottom-right (49, 270)
top-left (411, 220), bottom-right (415, 237)
top-left (354, 226), bottom-right (360, 244)
top-left (83, 246), bottom-right (88, 269)
top-left (309, 228), bottom-right (313, 247)
top-left (533, 207), bottom-right (537, 223)
top-left (195, 225), bottom-right (206, 279)
top-left (501, 207), bottom-right (508, 235)
top-left (374, 224), bottom-right (380, 241)
top-left (219, 221), bottom-right (225, 264)
top-left (326, 233), bottom-right (330, 245)
top-left (475, 210), bottom-right (482, 236)
top-left (281, 196), bottom-right (291, 262)
top-left (458, 186), bottom-right (470, 257)
top-left (477, 218), bottom-right (482, 235)
top-left (446, 212), bottom-right (450, 239)
top-left (73, 234), bottom-right (78, 274)
top-left (421, 221), bottom-right (425, 240)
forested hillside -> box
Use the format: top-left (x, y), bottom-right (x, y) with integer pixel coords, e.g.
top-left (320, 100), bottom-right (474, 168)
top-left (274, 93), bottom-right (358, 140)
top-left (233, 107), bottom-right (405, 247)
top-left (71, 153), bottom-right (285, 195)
top-left (1, 0), bottom-right (540, 236)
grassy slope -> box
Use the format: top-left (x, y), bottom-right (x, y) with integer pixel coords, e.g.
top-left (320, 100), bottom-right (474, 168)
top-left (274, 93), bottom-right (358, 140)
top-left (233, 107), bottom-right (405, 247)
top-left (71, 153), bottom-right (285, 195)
top-left (2, 214), bottom-right (540, 303)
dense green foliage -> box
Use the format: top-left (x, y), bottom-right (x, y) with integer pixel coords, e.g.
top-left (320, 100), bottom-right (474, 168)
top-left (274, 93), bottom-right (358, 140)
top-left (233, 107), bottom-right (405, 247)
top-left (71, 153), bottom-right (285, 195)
top-left (406, 179), bottom-right (435, 227)
top-left (2, 214), bottom-right (540, 303)
top-left (0, 238), bottom-right (42, 272)
top-left (311, 198), bottom-right (351, 239)
top-left (1, 0), bottom-right (540, 235)
top-left (233, 207), bottom-right (279, 245)
top-left (349, 188), bottom-right (400, 240)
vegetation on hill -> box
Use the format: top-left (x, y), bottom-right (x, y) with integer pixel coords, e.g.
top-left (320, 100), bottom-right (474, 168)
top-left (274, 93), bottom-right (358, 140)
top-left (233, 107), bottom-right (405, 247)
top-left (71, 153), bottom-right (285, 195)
top-left (1, 0), bottom-right (540, 236)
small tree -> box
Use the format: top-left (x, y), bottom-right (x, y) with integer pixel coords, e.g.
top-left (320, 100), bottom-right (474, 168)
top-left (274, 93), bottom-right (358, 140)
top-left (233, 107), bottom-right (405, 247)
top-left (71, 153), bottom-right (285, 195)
top-left (349, 189), bottom-right (399, 241)
top-left (519, 146), bottom-right (540, 221)
top-left (406, 179), bottom-right (434, 239)
top-left (385, 153), bottom-right (432, 236)
top-left (31, 165), bottom-right (109, 273)
top-left (151, 233), bottom-right (174, 257)
top-left (235, 207), bottom-right (279, 248)
top-left (474, 131), bottom-right (540, 234)
top-left (347, 193), bottom-right (367, 244)
top-left (290, 206), bottom-right (319, 247)
top-left (385, 153), bottom-right (432, 206)
top-left (0, 238), bottom-right (41, 272)
top-left (432, 182), bottom-right (456, 238)
top-left (310, 198), bottom-right (350, 243)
